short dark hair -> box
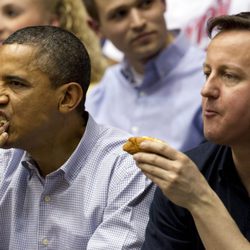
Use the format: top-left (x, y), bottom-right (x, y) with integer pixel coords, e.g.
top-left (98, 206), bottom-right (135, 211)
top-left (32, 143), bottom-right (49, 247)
top-left (82, 0), bottom-right (100, 22)
top-left (3, 25), bottom-right (91, 113)
top-left (207, 12), bottom-right (250, 38)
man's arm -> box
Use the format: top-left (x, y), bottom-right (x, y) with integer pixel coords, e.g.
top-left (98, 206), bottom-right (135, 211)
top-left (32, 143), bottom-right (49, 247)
top-left (87, 154), bottom-right (155, 250)
top-left (133, 140), bottom-right (250, 250)
top-left (191, 190), bottom-right (249, 250)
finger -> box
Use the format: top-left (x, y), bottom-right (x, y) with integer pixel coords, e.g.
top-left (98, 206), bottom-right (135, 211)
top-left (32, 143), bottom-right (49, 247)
top-left (142, 171), bottom-right (166, 187)
top-left (0, 132), bottom-right (8, 146)
top-left (0, 120), bottom-right (9, 130)
top-left (137, 162), bottom-right (175, 182)
top-left (139, 140), bottom-right (182, 160)
top-left (133, 151), bottom-right (175, 171)
top-left (141, 171), bottom-right (173, 194)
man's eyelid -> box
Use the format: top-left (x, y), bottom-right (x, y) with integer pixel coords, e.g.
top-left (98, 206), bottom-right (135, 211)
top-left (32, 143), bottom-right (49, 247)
top-left (4, 75), bottom-right (29, 86)
top-left (3, 5), bottom-right (20, 17)
top-left (108, 7), bottom-right (127, 20)
top-left (223, 72), bottom-right (237, 79)
top-left (138, 0), bottom-right (153, 8)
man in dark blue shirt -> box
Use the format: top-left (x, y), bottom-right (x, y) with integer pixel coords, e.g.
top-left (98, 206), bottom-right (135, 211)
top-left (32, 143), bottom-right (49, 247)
top-left (132, 12), bottom-right (250, 250)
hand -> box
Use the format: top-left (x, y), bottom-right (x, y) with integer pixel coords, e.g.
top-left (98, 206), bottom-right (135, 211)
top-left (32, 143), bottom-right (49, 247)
top-left (133, 140), bottom-right (213, 211)
top-left (0, 122), bottom-right (9, 147)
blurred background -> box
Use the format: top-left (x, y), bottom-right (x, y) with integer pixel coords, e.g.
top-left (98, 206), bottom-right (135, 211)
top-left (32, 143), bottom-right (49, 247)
top-left (103, 0), bottom-right (250, 61)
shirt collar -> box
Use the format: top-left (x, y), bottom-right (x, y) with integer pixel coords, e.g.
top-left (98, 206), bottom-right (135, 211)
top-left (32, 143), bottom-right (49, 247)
top-left (21, 114), bottom-right (103, 185)
top-left (60, 113), bottom-right (105, 184)
top-left (21, 153), bottom-right (42, 180)
top-left (153, 30), bottom-right (190, 78)
top-left (120, 30), bottom-right (191, 86)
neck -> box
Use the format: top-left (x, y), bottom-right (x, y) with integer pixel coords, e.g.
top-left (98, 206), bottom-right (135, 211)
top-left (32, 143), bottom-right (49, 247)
top-left (128, 32), bottom-right (175, 74)
top-left (29, 115), bottom-right (85, 177)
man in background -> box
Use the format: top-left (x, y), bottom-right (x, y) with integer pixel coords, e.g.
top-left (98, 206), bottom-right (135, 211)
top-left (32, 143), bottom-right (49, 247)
top-left (84, 0), bottom-right (206, 152)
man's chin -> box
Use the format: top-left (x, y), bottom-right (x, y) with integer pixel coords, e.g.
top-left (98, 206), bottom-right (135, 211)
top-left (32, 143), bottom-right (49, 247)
top-left (138, 48), bottom-right (162, 63)
top-left (204, 133), bottom-right (225, 145)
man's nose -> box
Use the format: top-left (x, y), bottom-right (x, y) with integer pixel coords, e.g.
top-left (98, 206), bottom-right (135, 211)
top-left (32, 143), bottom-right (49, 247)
top-left (130, 9), bottom-right (146, 30)
top-left (201, 76), bottom-right (220, 99)
top-left (0, 86), bottom-right (9, 104)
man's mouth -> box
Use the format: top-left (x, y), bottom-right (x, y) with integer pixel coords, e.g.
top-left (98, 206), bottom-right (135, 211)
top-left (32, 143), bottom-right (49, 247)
top-left (0, 114), bottom-right (9, 131)
top-left (203, 108), bottom-right (220, 117)
top-left (132, 32), bottom-right (155, 44)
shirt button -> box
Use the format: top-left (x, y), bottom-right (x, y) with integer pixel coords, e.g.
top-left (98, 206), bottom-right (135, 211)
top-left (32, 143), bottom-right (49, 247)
top-left (44, 195), bottom-right (51, 203)
top-left (42, 238), bottom-right (49, 246)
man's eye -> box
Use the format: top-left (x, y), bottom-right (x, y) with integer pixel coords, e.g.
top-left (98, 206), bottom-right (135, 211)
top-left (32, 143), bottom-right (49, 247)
top-left (223, 73), bottom-right (238, 81)
top-left (110, 10), bottom-right (128, 20)
top-left (139, 0), bottom-right (154, 9)
top-left (9, 81), bottom-right (25, 87)
top-left (3, 7), bottom-right (20, 18)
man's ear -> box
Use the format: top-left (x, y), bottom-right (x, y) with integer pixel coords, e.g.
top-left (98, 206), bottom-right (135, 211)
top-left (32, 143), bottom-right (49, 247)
top-left (58, 82), bottom-right (83, 114)
top-left (87, 17), bottom-right (103, 38)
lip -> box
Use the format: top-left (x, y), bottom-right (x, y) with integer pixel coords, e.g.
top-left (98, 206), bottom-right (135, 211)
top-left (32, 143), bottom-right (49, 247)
top-left (131, 31), bottom-right (155, 44)
top-left (203, 108), bottom-right (220, 117)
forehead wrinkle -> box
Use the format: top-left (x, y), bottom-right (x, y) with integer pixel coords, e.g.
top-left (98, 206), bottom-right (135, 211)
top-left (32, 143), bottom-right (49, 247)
top-left (0, 44), bottom-right (51, 85)
top-left (0, 44), bottom-right (40, 68)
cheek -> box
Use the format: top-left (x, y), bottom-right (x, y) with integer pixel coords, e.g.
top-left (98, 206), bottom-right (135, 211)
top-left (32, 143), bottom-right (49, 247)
top-left (6, 20), bottom-right (23, 34)
top-left (227, 93), bottom-right (250, 117)
top-left (12, 11), bottom-right (44, 29)
top-left (146, 6), bottom-right (166, 24)
top-left (107, 25), bottom-right (127, 41)
top-left (9, 20), bottom-right (32, 33)
top-left (223, 100), bottom-right (250, 135)
top-left (105, 29), bottom-right (129, 51)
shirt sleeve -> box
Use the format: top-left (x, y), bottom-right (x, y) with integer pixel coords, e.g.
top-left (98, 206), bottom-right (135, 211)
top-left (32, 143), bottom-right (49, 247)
top-left (86, 154), bottom-right (156, 250)
top-left (142, 187), bottom-right (201, 250)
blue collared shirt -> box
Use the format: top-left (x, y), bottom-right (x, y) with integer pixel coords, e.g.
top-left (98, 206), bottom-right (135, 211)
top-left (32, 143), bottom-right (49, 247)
top-left (86, 31), bottom-right (206, 152)
top-left (0, 115), bottom-right (155, 250)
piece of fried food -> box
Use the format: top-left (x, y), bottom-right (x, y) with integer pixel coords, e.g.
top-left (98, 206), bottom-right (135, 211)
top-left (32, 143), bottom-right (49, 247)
top-left (123, 136), bottom-right (162, 155)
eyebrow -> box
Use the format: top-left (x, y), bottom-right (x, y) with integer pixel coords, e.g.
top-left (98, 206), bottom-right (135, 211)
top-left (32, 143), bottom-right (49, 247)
top-left (107, 0), bottom-right (140, 15)
top-left (107, 4), bottom-right (128, 15)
